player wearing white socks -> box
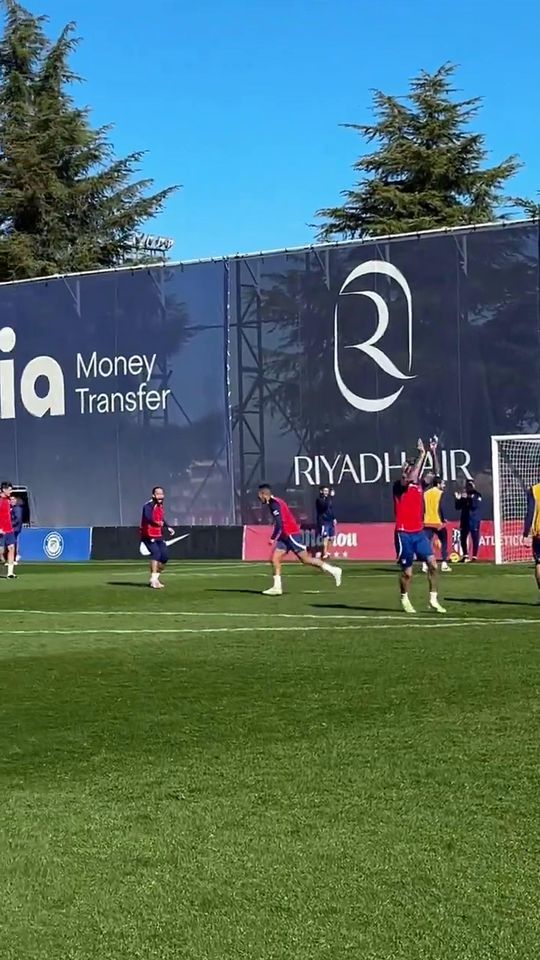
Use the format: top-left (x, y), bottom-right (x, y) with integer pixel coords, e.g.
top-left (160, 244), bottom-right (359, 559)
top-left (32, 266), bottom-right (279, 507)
top-left (257, 484), bottom-right (342, 595)
top-left (394, 441), bottom-right (446, 615)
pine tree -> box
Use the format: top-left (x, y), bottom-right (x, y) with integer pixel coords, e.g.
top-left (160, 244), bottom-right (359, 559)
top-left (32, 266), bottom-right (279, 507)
top-left (316, 64), bottom-right (521, 240)
top-left (0, 0), bottom-right (177, 280)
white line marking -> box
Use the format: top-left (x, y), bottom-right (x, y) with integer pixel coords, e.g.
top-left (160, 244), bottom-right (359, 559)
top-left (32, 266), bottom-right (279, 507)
top-left (2, 609), bottom-right (521, 623)
top-left (0, 618), bottom-right (536, 636)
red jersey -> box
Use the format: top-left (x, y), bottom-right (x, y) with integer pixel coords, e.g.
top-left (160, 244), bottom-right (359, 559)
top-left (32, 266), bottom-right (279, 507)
top-left (140, 500), bottom-right (165, 540)
top-left (393, 480), bottom-right (424, 533)
top-left (269, 496), bottom-right (301, 538)
top-left (0, 496), bottom-right (13, 535)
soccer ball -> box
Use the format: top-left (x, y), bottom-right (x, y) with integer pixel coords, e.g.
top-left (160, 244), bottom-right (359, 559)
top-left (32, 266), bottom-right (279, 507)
top-left (449, 552), bottom-right (460, 564)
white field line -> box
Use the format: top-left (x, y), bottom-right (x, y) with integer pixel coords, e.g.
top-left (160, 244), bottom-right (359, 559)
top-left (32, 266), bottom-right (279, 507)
top-left (0, 618), bottom-right (536, 636)
top-left (3, 609), bottom-right (531, 623)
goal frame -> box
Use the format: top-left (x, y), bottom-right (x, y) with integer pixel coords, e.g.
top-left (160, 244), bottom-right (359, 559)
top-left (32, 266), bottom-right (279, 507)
top-left (491, 434), bottom-right (540, 565)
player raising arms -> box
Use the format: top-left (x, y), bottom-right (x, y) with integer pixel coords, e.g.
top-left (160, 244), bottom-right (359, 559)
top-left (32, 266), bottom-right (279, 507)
top-left (523, 480), bottom-right (540, 595)
top-left (258, 484), bottom-right (342, 596)
top-left (394, 441), bottom-right (446, 614)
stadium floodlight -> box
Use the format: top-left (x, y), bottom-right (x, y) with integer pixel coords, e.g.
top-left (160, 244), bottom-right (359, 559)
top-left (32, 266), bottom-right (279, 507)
top-left (491, 434), bottom-right (540, 564)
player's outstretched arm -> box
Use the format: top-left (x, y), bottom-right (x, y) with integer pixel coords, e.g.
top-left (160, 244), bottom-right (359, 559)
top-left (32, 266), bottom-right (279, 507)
top-left (408, 438), bottom-right (427, 483)
top-left (430, 436), bottom-right (440, 475)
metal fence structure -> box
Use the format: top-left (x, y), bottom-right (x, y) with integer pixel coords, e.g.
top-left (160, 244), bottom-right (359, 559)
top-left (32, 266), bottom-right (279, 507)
top-left (0, 219), bottom-right (538, 526)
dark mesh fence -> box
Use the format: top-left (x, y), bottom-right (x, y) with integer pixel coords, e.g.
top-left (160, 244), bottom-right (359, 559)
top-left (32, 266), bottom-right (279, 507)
top-left (0, 221), bottom-right (537, 526)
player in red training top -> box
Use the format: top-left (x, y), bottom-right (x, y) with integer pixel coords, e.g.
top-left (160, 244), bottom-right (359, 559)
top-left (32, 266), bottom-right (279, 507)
top-left (394, 440), bottom-right (446, 614)
top-left (0, 481), bottom-right (16, 579)
top-left (140, 486), bottom-right (175, 589)
top-left (257, 484), bottom-right (342, 596)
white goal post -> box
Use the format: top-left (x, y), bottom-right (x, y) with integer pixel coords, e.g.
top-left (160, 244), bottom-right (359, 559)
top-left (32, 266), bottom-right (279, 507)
top-left (491, 434), bottom-right (540, 564)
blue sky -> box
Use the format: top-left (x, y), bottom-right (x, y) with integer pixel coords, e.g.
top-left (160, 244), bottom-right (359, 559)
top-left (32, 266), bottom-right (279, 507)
top-left (20, 0), bottom-right (540, 260)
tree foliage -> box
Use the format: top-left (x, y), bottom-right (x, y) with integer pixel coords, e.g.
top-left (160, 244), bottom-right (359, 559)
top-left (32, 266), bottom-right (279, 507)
top-left (0, 0), bottom-right (177, 280)
top-left (317, 64), bottom-right (522, 240)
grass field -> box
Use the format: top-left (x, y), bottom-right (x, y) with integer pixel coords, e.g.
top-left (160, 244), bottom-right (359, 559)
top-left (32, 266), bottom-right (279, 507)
top-left (1, 560), bottom-right (540, 960)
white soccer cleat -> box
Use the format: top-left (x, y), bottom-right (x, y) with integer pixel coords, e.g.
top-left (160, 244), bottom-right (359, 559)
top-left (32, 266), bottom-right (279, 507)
top-left (149, 581), bottom-right (164, 589)
top-left (401, 596), bottom-right (416, 614)
top-left (429, 598), bottom-right (446, 614)
top-left (333, 567), bottom-right (343, 588)
top-left (422, 562), bottom-right (428, 573)
top-left (441, 562), bottom-right (451, 572)
top-left (263, 586), bottom-right (283, 596)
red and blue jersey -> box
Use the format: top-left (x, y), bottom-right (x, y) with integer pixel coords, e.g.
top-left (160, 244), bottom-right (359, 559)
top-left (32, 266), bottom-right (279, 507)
top-left (0, 497), bottom-right (13, 535)
top-left (393, 480), bottom-right (424, 534)
top-left (268, 496), bottom-right (301, 540)
top-left (140, 500), bottom-right (168, 540)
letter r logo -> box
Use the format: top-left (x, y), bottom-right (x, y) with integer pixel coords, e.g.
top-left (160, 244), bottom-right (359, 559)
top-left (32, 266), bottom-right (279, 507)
top-left (334, 260), bottom-right (415, 413)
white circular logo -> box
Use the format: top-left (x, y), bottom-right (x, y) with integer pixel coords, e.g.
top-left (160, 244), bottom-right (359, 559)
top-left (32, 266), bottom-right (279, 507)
top-left (334, 260), bottom-right (415, 413)
top-left (44, 531), bottom-right (64, 559)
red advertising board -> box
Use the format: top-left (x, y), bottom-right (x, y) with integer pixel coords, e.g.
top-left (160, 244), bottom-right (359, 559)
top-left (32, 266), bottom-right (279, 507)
top-left (243, 522), bottom-right (503, 562)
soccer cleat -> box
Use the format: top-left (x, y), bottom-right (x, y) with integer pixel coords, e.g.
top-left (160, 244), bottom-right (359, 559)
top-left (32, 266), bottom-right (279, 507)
top-left (333, 567), bottom-right (343, 587)
top-left (7, 573), bottom-right (17, 580)
top-left (149, 581), bottom-right (164, 589)
top-left (401, 596), bottom-right (416, 614)
top-left (441, 562), bottom-right (451, 572)
top-left (429, 598), bottom-right (447, 614)
top-left (460, 557), bottom-right (471, 564)
top-left (263, 586), bottom-right (283, 596)
top-left (422, 562), bottom-right (428, 573)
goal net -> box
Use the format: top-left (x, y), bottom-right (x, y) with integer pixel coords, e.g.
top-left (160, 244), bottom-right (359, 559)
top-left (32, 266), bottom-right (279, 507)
top-left (491, 434), bottom-right (540, 564)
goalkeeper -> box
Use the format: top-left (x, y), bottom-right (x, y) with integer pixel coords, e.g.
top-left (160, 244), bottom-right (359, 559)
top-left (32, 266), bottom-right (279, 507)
top-left (523, 482), bottom-right (540, 592)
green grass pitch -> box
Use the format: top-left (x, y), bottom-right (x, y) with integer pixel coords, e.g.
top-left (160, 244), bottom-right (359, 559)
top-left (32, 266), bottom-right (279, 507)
top-left (1, 560), bottom-right (539, 959)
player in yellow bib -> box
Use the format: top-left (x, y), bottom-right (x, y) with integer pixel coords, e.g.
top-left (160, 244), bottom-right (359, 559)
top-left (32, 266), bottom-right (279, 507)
top-left (421, 438), bottom-right (450, 573)
top-left (523, 482), bottom-right (540, 594)
top-left (423, 477), bottom-right (451, 572)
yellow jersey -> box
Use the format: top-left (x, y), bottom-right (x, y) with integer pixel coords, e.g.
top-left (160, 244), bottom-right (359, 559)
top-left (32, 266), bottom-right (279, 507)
top-left (424, 487), bottom-right (444, 528)
top-left (525, 483), bottom-right (540, 537)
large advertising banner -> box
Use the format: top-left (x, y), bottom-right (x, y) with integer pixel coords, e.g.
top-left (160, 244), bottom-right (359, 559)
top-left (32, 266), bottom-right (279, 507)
top-left (231, 222), bottom-right (540, 525)
top-left (0, 263), bottom-right (233, 527)
top-left (0, 221), bottom-right (538, 532)
top-left (243, 522), bottom-right (504, 562)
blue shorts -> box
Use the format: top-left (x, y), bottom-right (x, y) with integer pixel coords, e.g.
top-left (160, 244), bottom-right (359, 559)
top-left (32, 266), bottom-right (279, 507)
top-left (318, 521), bottom-right (336, 539)
top-left (142, 539), bottom-right (169, 564)
top-left (1, 532), bottom-right (16, 548)
top-left (533, 537), bottom-right (540, 564)
top-left (396, 531), bottom-right (433, 569)
top-left (274, 533), bottom-right (305, 556)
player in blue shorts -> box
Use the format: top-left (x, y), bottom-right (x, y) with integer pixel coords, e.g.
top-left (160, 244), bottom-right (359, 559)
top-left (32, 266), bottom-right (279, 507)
top-left (315, 486), bottom-right (336, 558)
top-left (258, 485), bottom-right (342, 595)
top-left (394, 440), bottom-right (446, 614)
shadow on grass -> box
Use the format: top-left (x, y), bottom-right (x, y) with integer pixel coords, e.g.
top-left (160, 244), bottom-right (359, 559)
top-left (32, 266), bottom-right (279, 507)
top-left (310, 602), bottom-right (391, 613)
top-left (209, 588), bottom-right (264, 595)
top-left (108, 581), bottom-right (149, 589)
top-left (447, 596), bottom-right (538, 607)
